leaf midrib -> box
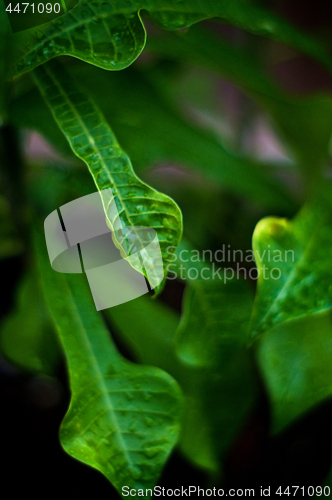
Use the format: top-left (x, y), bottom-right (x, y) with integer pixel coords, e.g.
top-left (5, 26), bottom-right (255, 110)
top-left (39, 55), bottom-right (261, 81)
top-left (42, 63), bottom-right (148, 257)
top-left (64, 275), bottom-right (134, 470)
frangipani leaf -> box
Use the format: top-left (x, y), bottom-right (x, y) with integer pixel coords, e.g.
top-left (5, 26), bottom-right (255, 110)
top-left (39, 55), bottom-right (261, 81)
top-left (35, 230), bottom-right (182, 495)
top-left (33, 59), bottom-right (182, 287)
top-left (250, 200), bottom-right (332, 341)
top-left (5, 0), bottom-right (332, 78)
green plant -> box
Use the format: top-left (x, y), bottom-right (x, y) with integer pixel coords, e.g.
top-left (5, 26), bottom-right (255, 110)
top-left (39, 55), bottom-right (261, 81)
top-left (1, 0), bottom-right (332, 497)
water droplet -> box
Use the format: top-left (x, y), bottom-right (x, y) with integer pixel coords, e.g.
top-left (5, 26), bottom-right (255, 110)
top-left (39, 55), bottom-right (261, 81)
top-left (126, 392), bottom-right (134, 400)
top-left (129, 422), bottom-right (136, 432)
top-left (55, 18), bottom-right (63, 26)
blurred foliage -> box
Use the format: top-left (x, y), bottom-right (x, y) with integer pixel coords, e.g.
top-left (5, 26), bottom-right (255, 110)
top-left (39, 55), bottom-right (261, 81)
top-left (1, 0), bottom-right (332, 496)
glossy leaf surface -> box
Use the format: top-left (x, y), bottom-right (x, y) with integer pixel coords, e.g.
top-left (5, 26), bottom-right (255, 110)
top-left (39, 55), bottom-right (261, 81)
top-left (108, 259), bottom-right (257, 473)
top-left (33, 60), bottom-right (182, 285)
top-left (4, 0), bottom-right (332, 79)
top-left (6, 0), bottom-right (146, 78)
top-left (11, 63), bottom-right (295, 212)
top-left (35, 230), bottom-right (182, 495)
top-left (250, 200), bottom-right (332, 341)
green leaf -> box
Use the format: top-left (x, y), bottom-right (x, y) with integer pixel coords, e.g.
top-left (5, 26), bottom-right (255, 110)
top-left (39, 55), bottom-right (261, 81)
top-left (146, 25), bottom-right (332, 176)
top-left (257, 310), bottom-right (332, 433)
top-left (107, 295), bottom-right (180, 376)
top-left (35, 228), bottom-right (182, 495)
top-left (176, 278), bottom-right (253, 367)
top-left (107, 259), bottom-right (258, 474)
top-left (6, 0), bottom-right (146, 78)
top-left (16, 61), bottom-right (295, 211)
top-left (107, 296), bottom-right (217, 473)
top-left (33, 59), bottom-right (183, 287)
top-left (175, 276), bottom-right (257, 471)
top-left (0, 8), bottom-right (14, 120)
top-left (0, 270), bottom-right (59, 374)
top-left (250, 200), bottom-right (332, 341)
top-left (6, 0), bottom-right (332, 78)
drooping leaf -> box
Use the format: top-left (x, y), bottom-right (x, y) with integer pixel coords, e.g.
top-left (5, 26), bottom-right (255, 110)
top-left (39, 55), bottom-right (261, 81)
top-left (33, 59), bottom-right (183, 287)
top-left (6, 0), bottom-right (146, 78)
top-left (146, 24), bottom-right (332, 176)
top-left (5, 0), bottom-right (332, 78)
top-left (257, 310), bottom-right (332, 433)
top-left (12, 62), bottom-right (296, 211)
top-left (176, 276), bottom-right (253, 367)
top-left (106, 296), bottom-right (216, 473)
top-left (250, 199), bottom-right (332, 341)
top-left (35, 228), bottom-right (182, 495)
top-left (108, 250), bottom-right (258, 474)
top-left (0, 270), bottom-right (59, 374)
